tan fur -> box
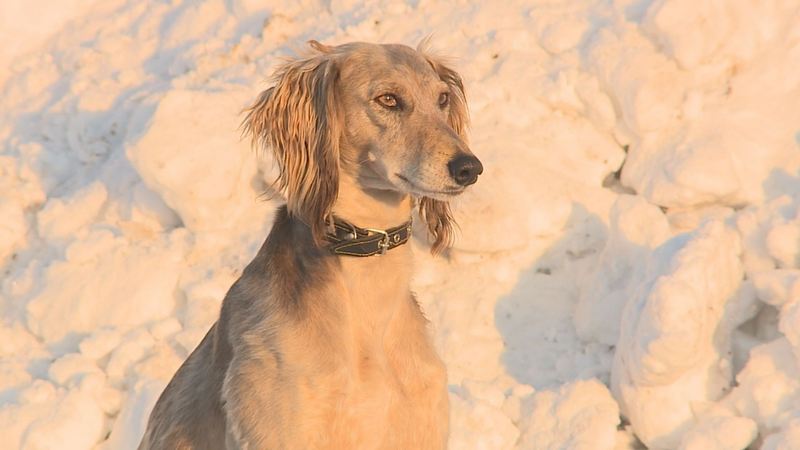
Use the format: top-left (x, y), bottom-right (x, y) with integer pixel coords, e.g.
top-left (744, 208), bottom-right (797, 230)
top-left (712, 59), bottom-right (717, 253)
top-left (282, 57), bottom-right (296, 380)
top-left (139, 41), bottom-right (480, 450)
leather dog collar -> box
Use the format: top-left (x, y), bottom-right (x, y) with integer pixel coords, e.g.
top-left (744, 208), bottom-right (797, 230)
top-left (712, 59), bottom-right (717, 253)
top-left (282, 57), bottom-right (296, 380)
top-left (326, 218), bottom-right (412, 257)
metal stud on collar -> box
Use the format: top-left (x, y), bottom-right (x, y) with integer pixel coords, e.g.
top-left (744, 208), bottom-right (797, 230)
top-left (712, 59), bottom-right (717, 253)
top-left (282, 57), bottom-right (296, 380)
top-left (344, 222), bottom-right (358, 241)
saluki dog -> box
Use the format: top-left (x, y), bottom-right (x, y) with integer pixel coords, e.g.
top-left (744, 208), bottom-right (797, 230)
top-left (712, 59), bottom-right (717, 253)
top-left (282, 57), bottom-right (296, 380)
top-left (139, 40), bottom-right (482, 450)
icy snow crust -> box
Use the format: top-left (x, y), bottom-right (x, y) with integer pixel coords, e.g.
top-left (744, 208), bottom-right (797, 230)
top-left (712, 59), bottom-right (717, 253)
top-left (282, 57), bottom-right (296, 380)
top-left (1, 0), bottom-right (799, 449)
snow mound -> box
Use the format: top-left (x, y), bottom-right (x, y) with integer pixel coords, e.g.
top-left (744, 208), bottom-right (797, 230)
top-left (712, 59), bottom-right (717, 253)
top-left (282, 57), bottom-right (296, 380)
top-left (0, 380), bottom-right (107, 450)
top-left (678, 404), bottom-right (758, 450)
top-left (728, 338), bottom-right (800, 436)
top-left (762, 417), bottom-right (800, 450)
top-left (618, 0), bottom-right (800, 209)
top-left (449, 381), bottom-right (520, 450)
top-left (518, 379), bottom-right (620, 450)
top-left (575, 195), bottom-right (671, 345)
top-left (612, 221), bottom-right (744, 449)
top-left (25, 230), bottom-right (188, 343)
top-left (126, 88), bottom-right (261, 232)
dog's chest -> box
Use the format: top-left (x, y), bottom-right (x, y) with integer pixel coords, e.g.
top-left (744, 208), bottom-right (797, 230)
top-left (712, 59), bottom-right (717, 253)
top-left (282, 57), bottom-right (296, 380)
top-left (306, 345), bottom-right (449, 450)
top-left (281, 257), bottom-right (448, 448)
top-left (287, 297), bottom-right (449, 449)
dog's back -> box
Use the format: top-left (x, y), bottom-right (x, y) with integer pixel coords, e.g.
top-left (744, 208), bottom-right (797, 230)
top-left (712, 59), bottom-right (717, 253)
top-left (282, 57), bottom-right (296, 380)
top-left (138, 323), bottom-right (229, 449)
top-left (138, 214), bottom-right (283, 449)
top-left (139, 209), bottom-right (351, 449)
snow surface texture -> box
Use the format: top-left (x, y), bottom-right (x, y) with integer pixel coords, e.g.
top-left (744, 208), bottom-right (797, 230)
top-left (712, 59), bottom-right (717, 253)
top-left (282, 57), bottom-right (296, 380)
top-left (1, 0), bottom-right (799, 449)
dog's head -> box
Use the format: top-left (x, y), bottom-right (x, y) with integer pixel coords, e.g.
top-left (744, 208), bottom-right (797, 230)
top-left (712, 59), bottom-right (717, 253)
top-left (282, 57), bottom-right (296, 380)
top-left (243, 41), bottom-right (481, 253)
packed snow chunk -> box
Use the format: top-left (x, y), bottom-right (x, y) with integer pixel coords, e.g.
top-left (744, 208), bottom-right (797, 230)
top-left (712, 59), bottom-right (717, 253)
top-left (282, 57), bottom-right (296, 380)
top-left (678, 404), bottom-right (757, 450)
top-left (80, 371), bottom-right (124, 416)
top-left (517, 379), bottom-right (619, 450)
top-left (36, 181), bottom-right (108, 241)
top-left (575, 195), bottom-right (671, 345)
top-left (0, 198), bottom-right (27, 268)
top-left (0, 380), bottom-right (105, 450)
top-left (736, 205), bottom-right (780, 275)
top-left (766, 221), bottom-right (800, 268)
top-left (26, 230), bottom-right (188, 342)
top-left (585, 27), bottom-right (686, 135)
top-left (448, 106), bottom-right (623, 253)
top-left (106, 329), bottom-right (157, 386)
top-left (642, 0), bottom-right (792, 69)
top-left (449, 135), bottom-right (572, 252)
top-left (126, 88), bottom-right (262, 232)
top-left (611, 220), bottom-right (744, 449)
top-left (129, 182), bottom-right (182, 233)
top-left (534, 12), bottom-right (589, 55)
top-left (0, 153), bottom-right (44, 268)
top-left (621, 15), bottom-right (800, 209)
top-left (665, 204), bottom-right (736, 233)
top-left (129, 340), bottom-right (185, 385)
top-left (149, 317), bottom-right (182, 340)
top-left (20, 388), bottom-right (106, 450)
top-left (751, 270), bottom-right (800, 307)
top-left (728, 338), bottom-right (800, 432)
top-left (101, 380), bottom-right (165, 450)
top-left (762, 417), bottom-right (800, 450)
top-left (622, 122), bottom-right (790, 209)
top-left (47, 353), bottom-right (102, 387)
top-left (448, 385), bottom-right (519, 450)
top-left (0, 0), bottom-right (98, 82)
top-left (79, 327), bottom-right (123, 360)
top-left (0, 381), bottom-right (56, 449)
top-left (779, 299), bottom-right (800, 365)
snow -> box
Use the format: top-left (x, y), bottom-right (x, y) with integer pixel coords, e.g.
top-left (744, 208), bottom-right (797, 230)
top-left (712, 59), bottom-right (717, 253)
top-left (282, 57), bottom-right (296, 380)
top-left (125, 88), bottom-right (264, 232)
top-left (611, 220), bottom-right (745, 448)
top-left (517, 379), bottom-right (620, 450)
top-left (1, 0), bottom-right (799, 449)
top-left (677, 403), bottom-right (758, 450)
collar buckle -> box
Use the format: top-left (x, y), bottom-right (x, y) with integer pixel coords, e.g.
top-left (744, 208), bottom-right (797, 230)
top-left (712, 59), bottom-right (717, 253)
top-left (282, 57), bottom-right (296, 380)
top-left (364, 228), bottom-right (390, 255)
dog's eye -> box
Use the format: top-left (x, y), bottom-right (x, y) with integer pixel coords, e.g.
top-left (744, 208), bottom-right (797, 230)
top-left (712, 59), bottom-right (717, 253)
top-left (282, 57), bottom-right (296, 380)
top-left (376, 94), bottom-right (399, 109)
top-left (438, 92), bottom-right (449, 107)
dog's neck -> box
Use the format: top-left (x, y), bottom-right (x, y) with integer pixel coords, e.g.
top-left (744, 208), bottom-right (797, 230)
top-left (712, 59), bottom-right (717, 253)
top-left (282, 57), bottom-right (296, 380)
top-left (332, 173), bottom-right (412, 230)
top-left (329, 173), bottom-right (415, 338)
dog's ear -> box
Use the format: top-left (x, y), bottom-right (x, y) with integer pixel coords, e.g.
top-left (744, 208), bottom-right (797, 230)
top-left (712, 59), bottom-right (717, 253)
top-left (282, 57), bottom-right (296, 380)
top-left (424, 56), bottom-right (469, 141)
top-left (419, 197), bottom-right (454, 255)
top-left (419, 53), bottom-right (469, 254)
top-left (243, 44), bottom-right (341, 245)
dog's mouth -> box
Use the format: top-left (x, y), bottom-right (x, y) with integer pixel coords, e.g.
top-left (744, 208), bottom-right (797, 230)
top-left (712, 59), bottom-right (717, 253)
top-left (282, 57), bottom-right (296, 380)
top-left (394, 173), bottom-right (466, 198)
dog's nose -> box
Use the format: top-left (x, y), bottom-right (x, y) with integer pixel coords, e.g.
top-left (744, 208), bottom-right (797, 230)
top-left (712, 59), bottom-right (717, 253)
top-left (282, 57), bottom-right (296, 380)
top-left (448, 155), bottom-right (483, 186)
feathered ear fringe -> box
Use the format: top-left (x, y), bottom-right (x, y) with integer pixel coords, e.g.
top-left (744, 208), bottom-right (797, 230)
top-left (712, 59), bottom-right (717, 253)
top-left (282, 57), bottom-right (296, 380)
top-left (418, 197), bottom-right (454, 255)
top-left (242, 42), bottom-right (341, 245)
top-left (418, 47), bottom-right (470, 255)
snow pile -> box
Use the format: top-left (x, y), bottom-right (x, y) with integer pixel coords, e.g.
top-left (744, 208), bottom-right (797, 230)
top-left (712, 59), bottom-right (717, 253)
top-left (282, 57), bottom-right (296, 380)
top-left (26, 228), bottom-right (188, 343)
top-left (574, 195), bottom-right (671, 345)
top-left (1, 0), bottom-right (800, 449)
top-left (126, 88), bottom-right (261, 232)
top-left (448, 380), bottom-right (521, 450)
top-left (678, 404), bottom-right (758, 450)
top-left (517, 379), bottom-right (620, 450)
top-left (611, 220), bottom-right (744, 448)
top-left (613, 0), bottom-right (800, 208)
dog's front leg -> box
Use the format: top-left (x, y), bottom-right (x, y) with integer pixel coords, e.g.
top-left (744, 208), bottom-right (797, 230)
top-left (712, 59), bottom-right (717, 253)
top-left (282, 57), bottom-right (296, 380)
top-left (221, 351), bottom-right (287, 450)
top-left (224, 428), bottom-right (247, 450)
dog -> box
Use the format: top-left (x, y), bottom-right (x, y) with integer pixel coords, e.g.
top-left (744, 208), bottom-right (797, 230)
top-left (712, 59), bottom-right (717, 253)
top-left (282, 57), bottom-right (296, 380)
top-left (138, 40), bottom-right (482, 450)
